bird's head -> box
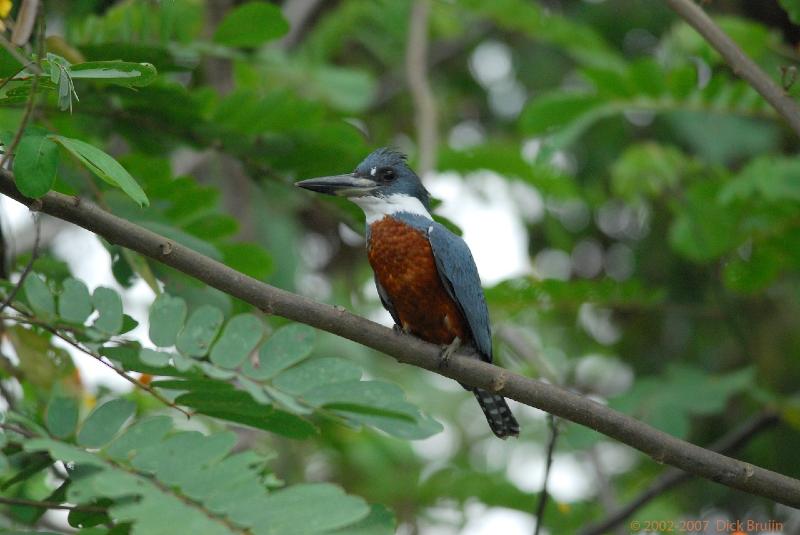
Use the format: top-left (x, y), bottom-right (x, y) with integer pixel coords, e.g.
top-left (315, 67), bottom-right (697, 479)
top-left (296, 148), bottom-right (431, 221)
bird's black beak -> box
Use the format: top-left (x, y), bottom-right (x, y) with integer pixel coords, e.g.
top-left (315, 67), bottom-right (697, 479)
top-left (295, 174), bottom-right (378, 197)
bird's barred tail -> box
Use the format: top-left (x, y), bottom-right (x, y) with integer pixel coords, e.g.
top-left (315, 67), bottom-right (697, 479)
top-left (473, 388), bottom-right (519, 439)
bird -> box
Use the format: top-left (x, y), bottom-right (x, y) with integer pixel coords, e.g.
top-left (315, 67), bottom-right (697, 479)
top-left (296, 147), bottom-right (519, 439)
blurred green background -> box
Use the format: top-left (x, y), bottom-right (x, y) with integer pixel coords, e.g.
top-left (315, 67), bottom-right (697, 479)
top-left (1, 0), bottom-right (800, 533)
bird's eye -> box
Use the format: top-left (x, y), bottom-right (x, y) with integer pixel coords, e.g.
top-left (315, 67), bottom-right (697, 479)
top-left (382, 168), bottom-right (395, 181)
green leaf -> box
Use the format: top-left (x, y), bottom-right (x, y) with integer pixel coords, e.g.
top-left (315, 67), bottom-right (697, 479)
top-left (611, 366), bottom-right (754, 438)
top-left (58, 277), bottom-right (93, 324)
top-left (101, 345), bottom-right (190, 378)
top-left (438, 144), bottom-right (577, 198)
top-left (0, 46), bottom-right (23, 78)
top-left (69, 61), bottom-right (158, 87)
top-left (419, 467), bottom-right (538, 513)
top-left (77, 398), bottom-right (136, 448)
top-left (611, 143), bottom-right (696, 199)
top-left (174, 387), bottom-right (317, 439)
top-left (7, 326), bottom-right (74, 388)
top-left (49, 135), bottom-right (149, 207)
top-left (719, 156), bottom-right (800, 204)
top-left (459, 0), bottom-right (624, 70)
top-left (274, 357), bottom-right (362, 396)
top-left (332, 505), bottom-right (396, 535)
top-left (131, 431), bottom-right (237, 486)
top-left (486, 278), bottom-right (663, 310)
top-left (46, 395), bottom-right (79, 439)
top-left (303, 381), bottom-right (443, 439)
top-left (23, 274), bottom-right (55, 319)
top-left (183, 213), bottom-right (239, 240)
top-left (12, 134), bottom-right (60, 198)
top-left (139, 348), bottom-right (172, 367)
top-left (26, 412), bottom-right (379, 535)
top-left (105, 415), bottom-right (173, 462)
top-left (148, 293), bottom-right (187, 347)
top-left (92, 286), bottom-right (123, 335)
top-left (213, 2), bottom-right (289, 47)
top-left (669, 182), bottom-right (738, 262)
top-left (780, 0), bottom-right (800, 25)
top-left (220, 243), bottom-right (273, 280)
top-left (520, 92), bottom-right (605, 136)
top-left (723, 244), bottom-right (783, 294)
top-left (176, 305), bottom-right (224, 357)
top-left (258, 483), bottom-right (369, 534)
top-left (210, 314), bottom-right (264, 368)
top-left (242, 324), bottom-right (316, 379)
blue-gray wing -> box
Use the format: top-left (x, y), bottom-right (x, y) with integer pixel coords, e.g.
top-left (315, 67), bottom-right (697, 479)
top-left (374, 276), bottom-right (401, 326)
top-left (428, 223), bottom-right (493, 362)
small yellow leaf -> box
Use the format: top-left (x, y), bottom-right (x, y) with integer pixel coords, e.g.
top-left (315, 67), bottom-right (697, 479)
top-left (0, 0), bottom-right (12, 19)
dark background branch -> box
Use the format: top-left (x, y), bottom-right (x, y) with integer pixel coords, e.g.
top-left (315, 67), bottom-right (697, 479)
top-left (579, 410), bottom-right (782, 535)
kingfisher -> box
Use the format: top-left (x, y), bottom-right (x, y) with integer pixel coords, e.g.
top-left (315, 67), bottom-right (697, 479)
top-left (296, 148), bottom-right (519, 439)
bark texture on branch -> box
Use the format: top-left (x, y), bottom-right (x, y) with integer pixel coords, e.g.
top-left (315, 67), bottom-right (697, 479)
top-left (664, 0), bottom-right (800, 138)
top-left (0, 170), bottom-right (798, 508)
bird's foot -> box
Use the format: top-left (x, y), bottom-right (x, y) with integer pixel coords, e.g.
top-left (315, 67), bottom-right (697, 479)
top-left (439, 337), bottom-right (461, 369)
top-left (392, 324), bottom-right (404, 335)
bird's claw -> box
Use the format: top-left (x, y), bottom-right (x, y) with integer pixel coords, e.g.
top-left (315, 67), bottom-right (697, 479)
top-left (439, 337), bottom-right (461, 369)
top-left (392, 324), bottom-right (404, 334)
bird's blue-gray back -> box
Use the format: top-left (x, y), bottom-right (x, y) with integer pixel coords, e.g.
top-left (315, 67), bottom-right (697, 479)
top-left (375, 212), bottom-right (493, 363)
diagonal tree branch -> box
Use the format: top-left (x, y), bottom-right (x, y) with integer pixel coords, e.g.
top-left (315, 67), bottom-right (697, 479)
top-left (0, 169), bottom-right (799, 508)
top-left (579, 410), bottom-right (781, 535)
top-left (663, 0), bottom-right (800, 138)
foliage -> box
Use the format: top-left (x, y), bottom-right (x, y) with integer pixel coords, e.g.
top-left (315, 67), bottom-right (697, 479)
top-left (24, 398), bottom-right (388, 534)
top-left (1, 0), bottom-right (800, 533)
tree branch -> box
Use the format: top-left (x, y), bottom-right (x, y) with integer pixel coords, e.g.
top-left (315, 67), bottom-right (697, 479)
top-left (579, 410), bottom-right (782, 535)
top-left (663, 0), bottom-right (800, 138)
top-left (405, 0), bottom-right (438, 175)
top-left (0, 170), bottom-right (798, 508)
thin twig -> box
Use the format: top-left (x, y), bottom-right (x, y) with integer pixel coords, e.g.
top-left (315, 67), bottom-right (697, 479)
top-left (1, 311), bottom-right (192, 418)
top-left (663, 0), bottom-right (800, 138)
top-left (533, 415), bottom-right (558, 535)
top-left (405, 0), bottom-right (438, 175)
top-left (0, 421), bottom-right (35, 438)
top-left (0, 214), bottom-right (40, 315)
top-left (370, 22), bottom-right (491, 110)
top-left (579, 410), bottom-right (781, 535)
top-left (0, 12), bottom-right (44, 170)
top-left (0, 33), bottom-right (42, 75)
top-left (0, 65), bottom-right (28, 93)
top-left (0, 173), bottom-right (799, 508)
top-left (0, 495), bottom-right (106, 513)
